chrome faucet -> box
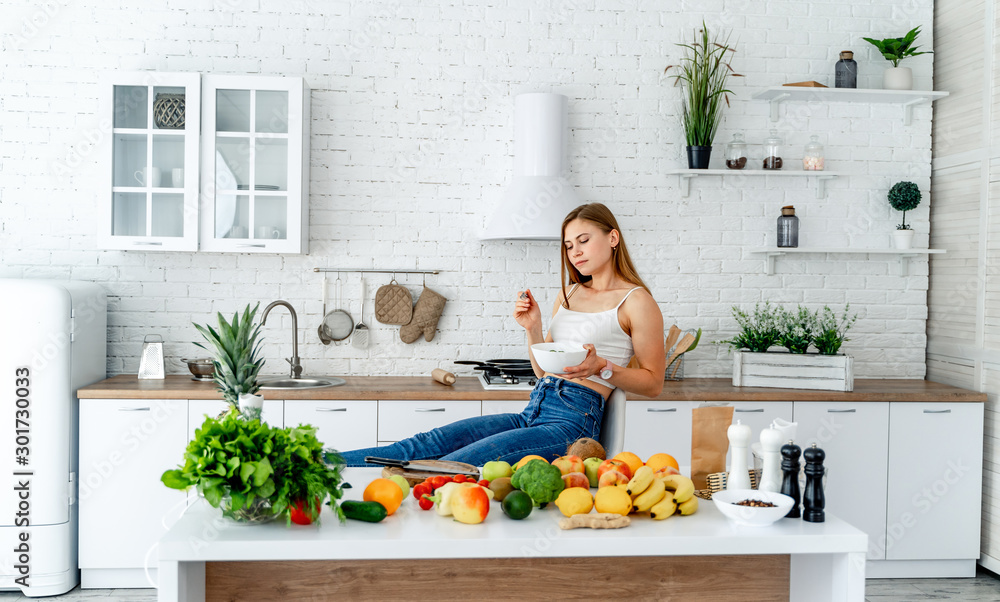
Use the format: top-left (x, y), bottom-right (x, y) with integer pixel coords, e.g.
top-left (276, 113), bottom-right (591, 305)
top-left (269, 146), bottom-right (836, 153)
top-left (261, 300), bottom-right (302, 379)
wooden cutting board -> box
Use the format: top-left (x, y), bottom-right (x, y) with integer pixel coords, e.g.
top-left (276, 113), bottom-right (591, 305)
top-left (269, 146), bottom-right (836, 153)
top-left (380, 460), bottom-right (479, 486)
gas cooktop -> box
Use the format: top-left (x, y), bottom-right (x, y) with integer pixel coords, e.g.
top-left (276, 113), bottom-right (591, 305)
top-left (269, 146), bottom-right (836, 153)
top-left (476, 372), bottom-right (536, 391)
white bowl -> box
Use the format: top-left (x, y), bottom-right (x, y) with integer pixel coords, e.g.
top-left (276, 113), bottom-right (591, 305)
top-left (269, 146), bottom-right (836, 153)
top-left (531, 343), bottom-right (588, 375)
top-left (712, 489), bottom-right (795, 527)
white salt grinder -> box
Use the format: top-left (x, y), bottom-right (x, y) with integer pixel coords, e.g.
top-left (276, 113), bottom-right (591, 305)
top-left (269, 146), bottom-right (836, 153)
top-left (758, 422), bottom-right (783, 493)
top-left (727, 420), bottom-right (752, 490)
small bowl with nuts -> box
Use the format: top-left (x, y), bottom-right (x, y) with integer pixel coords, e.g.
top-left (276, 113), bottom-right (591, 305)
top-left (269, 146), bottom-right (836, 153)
top-left (712, 489), bottom-right (795, 527)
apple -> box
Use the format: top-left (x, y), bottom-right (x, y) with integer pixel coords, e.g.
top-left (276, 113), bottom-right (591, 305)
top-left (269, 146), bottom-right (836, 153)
top-left (551, 455), bottom-right (584, 476)
top-left (653, 466), bottom-right (681, 478)
top-left (597, 458), bottom-right (633, 481)
top-left (482, 460), bottom-right (513, 482)
top-left (388, 474), bottom-right (410, 499)
top-left (598, 469), bottom-right (630, 488)
top-left (561, 472), bottom-right (590, 489)
top-left (583, 456), bottom-right (602, 487)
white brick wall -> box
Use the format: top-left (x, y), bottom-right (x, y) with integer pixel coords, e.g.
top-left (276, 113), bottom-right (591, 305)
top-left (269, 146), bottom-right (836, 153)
top-left (0, 0), bottom-right (937, 379)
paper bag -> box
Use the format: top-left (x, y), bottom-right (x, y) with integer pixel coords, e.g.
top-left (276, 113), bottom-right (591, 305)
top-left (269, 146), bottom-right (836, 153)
top-left (690, 405), bottom-right (735, 490)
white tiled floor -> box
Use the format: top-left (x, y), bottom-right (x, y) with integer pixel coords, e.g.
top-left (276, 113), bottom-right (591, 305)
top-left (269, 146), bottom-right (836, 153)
top-left (0, 569), bottom-right (997, 600)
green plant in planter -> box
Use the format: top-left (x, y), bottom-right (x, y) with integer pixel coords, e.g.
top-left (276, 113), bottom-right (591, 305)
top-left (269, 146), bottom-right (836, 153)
top-left (887, 181), bottom-right (921, 230)
top-left (193, 304), bottom-right (265, 410)
top-left (665, 21), bottom-right (742, 150)
top-left (812, 305), bottom-right (858, 355)
top-left (716, 302), bottom-right (780, 353)
top-left (777, 306), bottom-right (816, 354)
top-left (862, 27), bottom-right (932, 68)
top-left (161, 411), bottom-right (349, 524)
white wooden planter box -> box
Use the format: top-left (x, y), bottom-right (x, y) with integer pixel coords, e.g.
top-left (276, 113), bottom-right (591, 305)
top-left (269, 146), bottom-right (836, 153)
top-left (733, 350), bottom-right (854, 392)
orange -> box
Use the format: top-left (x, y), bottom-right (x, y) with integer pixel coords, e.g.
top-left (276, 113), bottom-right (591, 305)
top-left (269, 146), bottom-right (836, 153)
top-left (612, 451), bottom-right (643, 476)
top-left (513, 455), bottom-right (549, 471)
top-left (645, 453), bottom-right (680, 473)
top-left (363, 478), bottom-right (404, 515)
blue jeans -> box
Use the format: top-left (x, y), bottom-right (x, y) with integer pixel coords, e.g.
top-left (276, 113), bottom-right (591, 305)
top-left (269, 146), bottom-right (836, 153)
top-left (336, 376), bottom-right (605, 467)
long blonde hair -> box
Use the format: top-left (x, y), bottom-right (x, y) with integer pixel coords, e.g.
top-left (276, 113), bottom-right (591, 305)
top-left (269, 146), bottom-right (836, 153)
top-left (560, 203), bottom-right (649, 309)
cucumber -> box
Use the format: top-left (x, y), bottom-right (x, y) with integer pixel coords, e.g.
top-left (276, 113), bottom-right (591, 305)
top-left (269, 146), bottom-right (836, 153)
top-left (341, 500), bottom-right (388, 523)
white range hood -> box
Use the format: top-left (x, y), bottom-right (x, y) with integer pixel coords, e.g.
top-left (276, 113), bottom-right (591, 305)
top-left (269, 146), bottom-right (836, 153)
top-left (481, 93), bottom-right (581, 241)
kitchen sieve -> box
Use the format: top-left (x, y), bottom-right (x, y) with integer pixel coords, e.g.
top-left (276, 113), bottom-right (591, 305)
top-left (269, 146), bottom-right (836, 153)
top-left (321, 276), bottom-right (354, 345)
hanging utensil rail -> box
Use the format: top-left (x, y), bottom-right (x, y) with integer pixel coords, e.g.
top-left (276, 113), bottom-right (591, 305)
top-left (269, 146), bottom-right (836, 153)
top-left (313, 268), bottom-right (442, 275)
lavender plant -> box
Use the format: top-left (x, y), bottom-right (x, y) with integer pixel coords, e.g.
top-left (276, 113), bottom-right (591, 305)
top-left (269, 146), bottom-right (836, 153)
top-left (777, 306), bottom-right (816, 354)
top-left (716, 302), bottom-right (780, 353)
top-left (812, 305), bottom-right (857, 355)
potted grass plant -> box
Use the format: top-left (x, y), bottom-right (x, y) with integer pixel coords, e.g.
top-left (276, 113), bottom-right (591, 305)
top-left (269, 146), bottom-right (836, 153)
top-left (665, 21), bottom-right (742, 169)
top-left (887, 181), bottom-right (921, 250)
top-left (718, 303), bottom-right (857, 391)
top-left (862, 26), bottom-right (933, 90)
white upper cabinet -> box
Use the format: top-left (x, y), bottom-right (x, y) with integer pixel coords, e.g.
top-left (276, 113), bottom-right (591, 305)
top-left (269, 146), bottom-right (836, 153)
top-left (199, 75), bottom-right (310, 254)
top-left (99, 72), bottom-right (201, 251)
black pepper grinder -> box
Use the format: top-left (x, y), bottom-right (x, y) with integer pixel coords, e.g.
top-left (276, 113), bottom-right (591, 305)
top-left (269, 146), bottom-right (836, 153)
top-left (780, 441), bottom-right (801, 519)
top-left (802, 443), bottom-right (826, 523)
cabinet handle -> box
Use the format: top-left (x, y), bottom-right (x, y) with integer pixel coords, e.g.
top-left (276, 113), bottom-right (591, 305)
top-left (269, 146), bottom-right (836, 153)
top-left (118, 407), bottom-right (151, 411)
top-left (415, 408), bottom-right (446, 412)
top-left (647, 408), bottom-right (677, 413)
top-left (317, 407), bottom-right (348, 412)
top-left (923, 409), bottom-right (952, 414)
top-left (237, 244), bottom-right (266, 248)
top-left (132, 241), bottom-right (163, 246)
top-left (735, 408), bottom-right (764, 413)
top-left (827, 409), bottom-right (856, 413)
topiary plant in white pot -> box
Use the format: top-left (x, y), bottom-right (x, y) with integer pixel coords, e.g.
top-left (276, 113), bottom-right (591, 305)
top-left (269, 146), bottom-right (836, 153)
top-left (887, 181), bottom-right (922, 250)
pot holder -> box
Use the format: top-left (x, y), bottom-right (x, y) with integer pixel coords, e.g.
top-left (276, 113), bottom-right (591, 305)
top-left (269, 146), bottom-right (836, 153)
top-left (400, 286), bottom-right (447, 343)
top-left (375, 280), bottom-right (413, 325)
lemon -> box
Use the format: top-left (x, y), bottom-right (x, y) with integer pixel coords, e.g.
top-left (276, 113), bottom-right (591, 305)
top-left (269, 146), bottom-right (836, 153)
top-left (554, 488), bottom-right (594, 517)
top-left (594, 485), bottom-right (632, 517)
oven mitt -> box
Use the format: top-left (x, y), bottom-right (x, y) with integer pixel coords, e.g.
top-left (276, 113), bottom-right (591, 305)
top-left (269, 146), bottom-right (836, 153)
top-left (374, 281), bottom-right (412, 325)
top-left (400, 286), bottom-right (447, 343)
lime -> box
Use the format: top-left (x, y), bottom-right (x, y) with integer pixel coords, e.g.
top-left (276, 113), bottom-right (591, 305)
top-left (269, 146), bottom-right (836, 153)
top-left (501, 490), bottom-right (533, 520)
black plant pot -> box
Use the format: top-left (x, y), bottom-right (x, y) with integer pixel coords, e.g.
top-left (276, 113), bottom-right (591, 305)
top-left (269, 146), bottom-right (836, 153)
top-left (686, 145), bottom-right (712, 169)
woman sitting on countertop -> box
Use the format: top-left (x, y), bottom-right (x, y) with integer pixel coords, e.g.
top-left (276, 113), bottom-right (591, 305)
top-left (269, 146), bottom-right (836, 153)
top-left (334, 202), bottom-right (665, 467)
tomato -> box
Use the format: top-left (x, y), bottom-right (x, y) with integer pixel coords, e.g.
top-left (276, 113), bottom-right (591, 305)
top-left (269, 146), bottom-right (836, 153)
top-left (288, 497), bottom-right (321, 525)
top-left (418, 495), bottom-right (434, 511)
top-left (427, 476), bottom-right (450, 490)
top-left (477, 479), bottom-right (490, 488)
top-left (413, 482), bottom-right (432, 500)
top-left (452, 474), bottom-right (469, 483)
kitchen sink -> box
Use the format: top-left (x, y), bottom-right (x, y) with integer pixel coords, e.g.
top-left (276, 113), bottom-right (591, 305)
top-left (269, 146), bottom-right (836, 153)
top-left (258, 377), bottom-right (346, 389)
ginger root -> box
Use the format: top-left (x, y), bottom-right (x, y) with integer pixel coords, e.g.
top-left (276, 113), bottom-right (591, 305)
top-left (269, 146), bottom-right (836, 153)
top-left (558, 512), bottom-right (631, 530)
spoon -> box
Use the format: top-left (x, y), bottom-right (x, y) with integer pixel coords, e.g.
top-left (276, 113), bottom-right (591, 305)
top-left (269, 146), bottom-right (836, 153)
top-left (665, 332), bottom-right (695, 378)
top-left (663, 324), bottom-right (681, 356)
top-left (318, 275), bottom-right (333, 345)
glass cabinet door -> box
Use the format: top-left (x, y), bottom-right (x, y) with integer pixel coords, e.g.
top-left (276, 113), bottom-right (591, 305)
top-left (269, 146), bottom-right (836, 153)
top-left (100, 72), bottom-right (200, 251)
top-left (200, 75), bottom-right (309, 254)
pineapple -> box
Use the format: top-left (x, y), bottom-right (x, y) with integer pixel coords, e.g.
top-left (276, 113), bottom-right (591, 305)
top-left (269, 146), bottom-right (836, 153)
top-left (194, 304), bottom-right (266, 409)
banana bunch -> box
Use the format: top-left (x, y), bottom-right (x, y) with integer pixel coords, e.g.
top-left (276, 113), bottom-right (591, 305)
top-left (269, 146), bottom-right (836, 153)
top-left (625, 466), bottom-right (699, 520)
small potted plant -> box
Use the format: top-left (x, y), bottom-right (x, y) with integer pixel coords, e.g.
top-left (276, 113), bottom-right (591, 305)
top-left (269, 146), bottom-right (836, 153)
top-left (887, 181), bottom-right (921, 249)
top-left (812, 305), bottom-right (857, 356)
top-left (862, 26), bottom-right (933, 90)
top-left (777, 306), bottom-right (816, 354)
top-left (665, 21), bottom-right (742, 169)
top-left (193, 304), bottom-right (266, 420)
top-left (716, 302), bottom-right (780, 353)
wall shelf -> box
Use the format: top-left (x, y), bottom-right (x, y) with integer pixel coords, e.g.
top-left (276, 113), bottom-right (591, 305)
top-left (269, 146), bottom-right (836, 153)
top-left (750, 247), bottom-right (946, 276)
top-left (751, 87), bottom-right (949, 125)
top-left (664, 169), bottom-right (842, 199)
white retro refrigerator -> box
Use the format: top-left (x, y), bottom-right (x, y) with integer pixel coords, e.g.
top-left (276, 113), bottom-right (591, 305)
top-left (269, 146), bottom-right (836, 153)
top-left (0, 279), bottom-right (107, 596)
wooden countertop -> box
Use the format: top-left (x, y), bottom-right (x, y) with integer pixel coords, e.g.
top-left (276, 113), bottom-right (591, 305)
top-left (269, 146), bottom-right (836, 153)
top-left (77, 375), bottom-right (986, 403)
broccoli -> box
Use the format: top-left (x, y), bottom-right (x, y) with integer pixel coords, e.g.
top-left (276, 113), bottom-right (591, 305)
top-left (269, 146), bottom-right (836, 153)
top-left (510, 459), bottom-right (565, 507)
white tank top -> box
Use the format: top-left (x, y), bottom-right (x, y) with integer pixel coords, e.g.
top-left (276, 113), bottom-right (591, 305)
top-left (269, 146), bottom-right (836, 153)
top-left (548, 284), bottom-right (642, 388)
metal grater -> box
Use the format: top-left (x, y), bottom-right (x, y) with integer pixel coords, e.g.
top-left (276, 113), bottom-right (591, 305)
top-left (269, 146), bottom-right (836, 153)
top-left (138, 334), bottom-right (165, 379)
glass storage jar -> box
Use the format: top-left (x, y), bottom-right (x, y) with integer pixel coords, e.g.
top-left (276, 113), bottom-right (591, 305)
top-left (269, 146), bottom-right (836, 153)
top-left (835, 51), bottom-right (857, 89)
top-left (777, 205), bottom-right (799, 248)
top-left (725, 133), bottom-right (748, 170)
top-left (803, 135), bottom-right (825, 171)
top-left (763, 130), bottom-right (783, 170)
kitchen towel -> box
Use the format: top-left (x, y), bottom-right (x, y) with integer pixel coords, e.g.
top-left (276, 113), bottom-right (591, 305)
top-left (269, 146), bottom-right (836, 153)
top-left (400, 286), bottom-right (447, 343)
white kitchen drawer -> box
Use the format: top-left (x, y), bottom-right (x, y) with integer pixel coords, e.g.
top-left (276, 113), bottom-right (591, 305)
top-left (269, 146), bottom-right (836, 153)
top-left (79, 399), bottom-right (188, 570)
top-left (886, 402), bottom-right (983, 561)
top-left (377, 400), bottom-right (481, 442)
top-left (284, 400), bottom-right (377, 452)
top-left (482, 400), bottom-right (529, 416)
top-left (726, 400), bottom-right (793, 467)
top-left (794, 401), bottom-right (889, 560)
top-left (623, 401), bottom-right (693, 465)
top-left (188, 398), bottom-right (283, 432)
